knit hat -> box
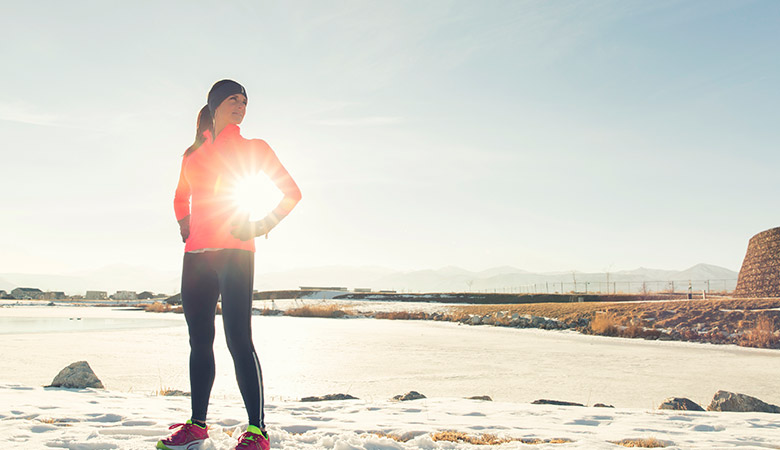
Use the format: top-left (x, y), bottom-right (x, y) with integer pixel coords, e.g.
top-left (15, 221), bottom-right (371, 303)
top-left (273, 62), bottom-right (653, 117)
top-left (207, 79), bottom-right (247, 115)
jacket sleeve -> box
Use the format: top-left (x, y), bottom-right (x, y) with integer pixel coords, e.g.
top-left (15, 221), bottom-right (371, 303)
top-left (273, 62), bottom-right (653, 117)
top-left (173, 156), bottom-right (191, 221)
top-left (254, 139), bottom-right (302, 221)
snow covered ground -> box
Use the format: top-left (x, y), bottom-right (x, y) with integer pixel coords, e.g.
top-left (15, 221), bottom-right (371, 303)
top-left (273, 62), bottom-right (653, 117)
top-left (2, 305), bottom-right (780, 449)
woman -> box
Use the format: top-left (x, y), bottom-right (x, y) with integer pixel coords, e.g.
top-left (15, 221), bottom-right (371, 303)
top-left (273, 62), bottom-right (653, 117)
top-left (158, 79), bottom-right (301, 450)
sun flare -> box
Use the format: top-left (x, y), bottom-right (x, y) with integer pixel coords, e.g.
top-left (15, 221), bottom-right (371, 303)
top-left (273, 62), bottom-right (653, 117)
top-left (231, 173), bottom-right (283, 221)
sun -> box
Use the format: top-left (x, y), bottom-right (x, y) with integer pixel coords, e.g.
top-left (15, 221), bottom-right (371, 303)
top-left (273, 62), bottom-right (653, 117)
top-left (231, 173), bottom-right (283, 221)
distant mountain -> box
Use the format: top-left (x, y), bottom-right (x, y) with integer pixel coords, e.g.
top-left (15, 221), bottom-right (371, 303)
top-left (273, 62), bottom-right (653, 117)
top-left (0, 263), bottom-right (739, 296)
top-left (254, 265), bottom-right (394, 291)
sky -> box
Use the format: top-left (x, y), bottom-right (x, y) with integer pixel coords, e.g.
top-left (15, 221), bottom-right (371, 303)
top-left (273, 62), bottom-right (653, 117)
top-left (1, 0), bottom-right (779, 277)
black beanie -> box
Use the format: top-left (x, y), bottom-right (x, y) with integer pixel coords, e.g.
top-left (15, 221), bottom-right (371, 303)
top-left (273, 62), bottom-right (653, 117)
top-left (207, 79), bottom-right (247, 115)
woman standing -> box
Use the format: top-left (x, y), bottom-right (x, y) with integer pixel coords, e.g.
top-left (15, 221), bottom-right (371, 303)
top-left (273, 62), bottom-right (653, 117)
top-left (158, 80), bottom-right (301, 450)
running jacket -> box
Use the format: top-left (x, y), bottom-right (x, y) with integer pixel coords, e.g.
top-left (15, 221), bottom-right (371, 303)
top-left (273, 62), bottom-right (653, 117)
top-left (174, 124), bottom-right (302, 253)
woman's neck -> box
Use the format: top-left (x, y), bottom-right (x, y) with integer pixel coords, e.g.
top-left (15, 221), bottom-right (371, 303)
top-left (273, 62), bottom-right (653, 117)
top-left (214, 121), bottom-right (228, 137)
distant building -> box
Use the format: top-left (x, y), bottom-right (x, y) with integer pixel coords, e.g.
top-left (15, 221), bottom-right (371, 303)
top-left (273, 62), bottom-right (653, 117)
top-left (85, 290), bottom-right (108, 300)
top-left (137, 291), bottom-right (155, 300)
top-left (111, 290), bottom-right (138, 300)
top-left (299, 286), bottom-right (349, 291)
top-left (0, 290), bottom-right (7, 298)
top-left (353, 288), bottom-right (372, 293)
top-left (11, 287), bottom-right (45, 300)
top-left (42, 291), bottom-right (66, 300)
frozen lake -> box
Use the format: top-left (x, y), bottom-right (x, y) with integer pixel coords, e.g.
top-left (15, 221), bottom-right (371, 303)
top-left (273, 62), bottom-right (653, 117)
top-left (1, 305), bottom-right (778, 409)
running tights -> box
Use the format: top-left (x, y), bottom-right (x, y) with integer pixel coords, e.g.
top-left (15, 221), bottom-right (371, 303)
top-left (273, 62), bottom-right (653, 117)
top-left (181, 249), bottom-right (264, 429)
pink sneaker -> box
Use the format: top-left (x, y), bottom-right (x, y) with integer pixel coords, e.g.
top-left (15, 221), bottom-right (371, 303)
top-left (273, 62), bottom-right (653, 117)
top-left (234, 425), bottom-right (270, 450)
top-left (156, 420), bottom-right (209, 450)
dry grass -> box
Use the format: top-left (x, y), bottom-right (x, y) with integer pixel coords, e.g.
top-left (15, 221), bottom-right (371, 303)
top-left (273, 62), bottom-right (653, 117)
top-left (739, 314), bottom-right (779, 348)
top-left (285, 304), bottom-right (352, 319)
top-left (144, 302), bottom-right (171, 313)
top-left (374, 311), bottom-right (430, 320)
top-left (37, 417), bottom-right (72, 426)
top-left (590, 312), bottom-right (618, 336)
top-left (612, 437), bottom-right (667, 448)
top-left (430, 431), bottom-right (571, 445)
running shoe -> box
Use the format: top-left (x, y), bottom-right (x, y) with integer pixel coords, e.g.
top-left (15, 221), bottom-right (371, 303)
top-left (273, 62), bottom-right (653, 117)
top-left (234, 425), bottom-right (270, 450)
top-left (156, 420), bottom-right (209, 450)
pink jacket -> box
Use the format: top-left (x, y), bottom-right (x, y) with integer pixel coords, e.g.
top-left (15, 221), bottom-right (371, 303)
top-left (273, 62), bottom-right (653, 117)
top-left (174, 124), bottom-right (302, 253)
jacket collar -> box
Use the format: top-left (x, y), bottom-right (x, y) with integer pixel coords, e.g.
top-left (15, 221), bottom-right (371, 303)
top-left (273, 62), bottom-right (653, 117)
top-left (202, 124), bottom-right (241, 144)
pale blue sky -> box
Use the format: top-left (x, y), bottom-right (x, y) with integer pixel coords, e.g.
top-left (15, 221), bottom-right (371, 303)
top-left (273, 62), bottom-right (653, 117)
top-left (1, 0), bottom-right (778, 276)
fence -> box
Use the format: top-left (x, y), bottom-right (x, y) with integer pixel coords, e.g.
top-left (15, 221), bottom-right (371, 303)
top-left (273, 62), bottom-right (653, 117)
top-left (475, 279), bottom-right (737, 295)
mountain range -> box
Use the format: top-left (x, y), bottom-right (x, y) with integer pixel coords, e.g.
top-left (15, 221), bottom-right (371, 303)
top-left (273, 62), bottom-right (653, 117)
top-left (0, 263), bottom-right (739, 296)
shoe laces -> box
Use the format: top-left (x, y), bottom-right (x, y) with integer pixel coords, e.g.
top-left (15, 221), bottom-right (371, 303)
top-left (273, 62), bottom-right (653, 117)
top-left (167, 422), bottom-right (201, 443)
top-left (236, 430), bottom-right (267, 449)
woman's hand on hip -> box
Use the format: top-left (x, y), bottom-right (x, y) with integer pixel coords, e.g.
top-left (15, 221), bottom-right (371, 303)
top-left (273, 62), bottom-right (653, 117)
top-left (178, 215), bottom-right (190, 243)
top-left (230, 217), bottom-right (275, 241)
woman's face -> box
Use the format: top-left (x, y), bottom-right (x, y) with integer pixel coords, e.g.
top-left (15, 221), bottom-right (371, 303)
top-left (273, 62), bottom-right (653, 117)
top-left (215, 93), bottom-right (247, 126)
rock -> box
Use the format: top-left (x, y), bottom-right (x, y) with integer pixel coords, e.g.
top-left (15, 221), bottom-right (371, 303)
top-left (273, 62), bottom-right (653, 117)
top-left (593, 403), bottom-right (615, 408)
top-left (531, 399), bottom-right (584, 407)
top-left (300, 393), bottom-right (358, 402)
top-left (707, 390), bottom-right (780, 413)
top-left (393, 391), bottom-right (426, 401)
top-left (48, 361), bottom-right (104, 389)
top-left (470, 316), bottom-right (482, 325)
top-left (466, 396), bottom-right (493, 401)
top-left (659, 397), bottom-right (704, 411)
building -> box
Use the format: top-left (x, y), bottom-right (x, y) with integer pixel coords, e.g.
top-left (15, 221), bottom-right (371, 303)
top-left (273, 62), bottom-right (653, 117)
top-left (111, 290), bottom-right (138, 300)
top-left (11, 287), bottom-right (44, 300)
top-left (85, 290), bottom-right (108, 300)
top-left (42, 291), bottom-right (66, 300)
top-left (299, 286), bottom-right (349, 291)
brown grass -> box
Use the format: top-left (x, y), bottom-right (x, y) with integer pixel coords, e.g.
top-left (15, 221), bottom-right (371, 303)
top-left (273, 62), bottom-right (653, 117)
top-left (591, 312), bottom-right (618, 336)
top-left (285, 304), bottom-right (352, 319)
top-left (612, 437), bottom-right (667, 448)
top-left (374, 311), bottom-right (429, 320)
top-left (144, 302), bottom-right (171, 313)
top-left (430, 431), bottom-right (571, 445)
top-left (739, 314), bottom-right (779, 348)
top-left (37, 417), bottom-right (72, 427)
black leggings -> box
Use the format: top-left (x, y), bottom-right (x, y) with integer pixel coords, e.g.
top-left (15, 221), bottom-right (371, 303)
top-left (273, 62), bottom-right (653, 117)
top-left (181, 249), bottom-right (264, 429)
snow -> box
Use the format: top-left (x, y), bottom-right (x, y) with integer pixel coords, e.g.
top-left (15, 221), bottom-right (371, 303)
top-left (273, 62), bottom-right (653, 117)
top-left (2, 305), bottom-right (780, 449)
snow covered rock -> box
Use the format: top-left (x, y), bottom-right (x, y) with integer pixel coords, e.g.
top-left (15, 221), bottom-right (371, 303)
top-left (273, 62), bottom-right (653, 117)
top-left (707, 390), bottom-right (780, 413)
top-left (393, 391), bottom-right (426, 401)
top-left (659, 397), bottom-right (704, 411)
top-left (48, 361), bottom-right (104, 389)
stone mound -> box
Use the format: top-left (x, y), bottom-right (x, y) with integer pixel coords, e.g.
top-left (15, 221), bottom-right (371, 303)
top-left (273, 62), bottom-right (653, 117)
top-left (735, 227), bottom-right (780, 297)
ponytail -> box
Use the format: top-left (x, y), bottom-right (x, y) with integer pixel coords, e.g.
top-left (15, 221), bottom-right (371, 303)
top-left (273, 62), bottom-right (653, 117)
top-left (184, 104), bottom-right (213, 156)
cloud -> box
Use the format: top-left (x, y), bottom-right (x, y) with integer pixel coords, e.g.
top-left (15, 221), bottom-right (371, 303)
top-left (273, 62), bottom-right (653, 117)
top-left (0, 103), bottom-right (66, 128)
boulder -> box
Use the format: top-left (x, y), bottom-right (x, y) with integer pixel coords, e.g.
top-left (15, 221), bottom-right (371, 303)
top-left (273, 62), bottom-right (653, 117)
top-left (707, 390), bottom-right (780, 413)
top-left (531, 399), bottom-right (584, 407)
top-left (48, 361), bottom-right (104, 389)
top-left (393, 391), bottom-right (426, 401)
top-left (466, 396), bottom-right (493, 401)
top-left (593, 403), bottom-right (615, 408)
top-left (658, 397), bottom-right (704, 411)
top-left (300, 393), bottom-right (358, 402)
